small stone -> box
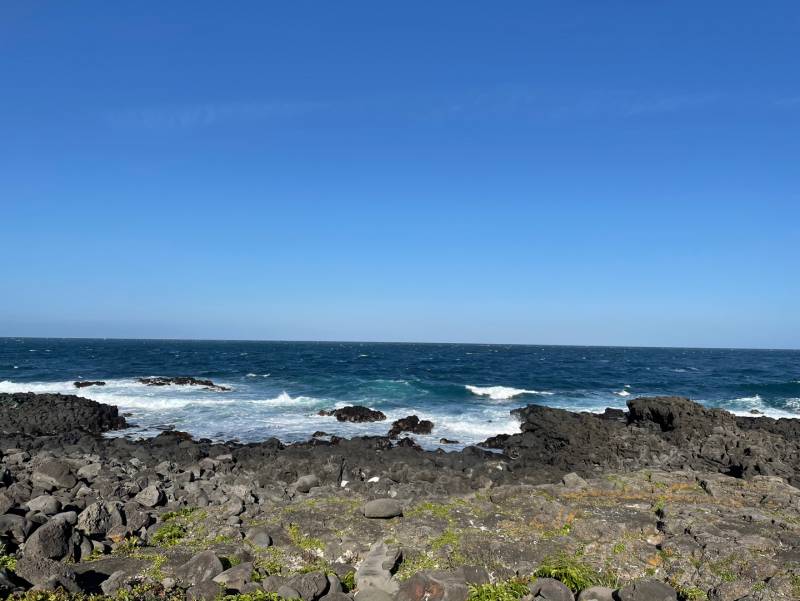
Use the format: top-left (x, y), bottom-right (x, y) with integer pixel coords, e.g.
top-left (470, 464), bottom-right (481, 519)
top-left (26, 495), bottom-right (61, 515)
top-left (101, 571), bottom-right (127, 596)
top-left (528, 578), bottom-right (573, 601)
top-left (187, 580), bottom-right (224, 601)
top-left (287, 571), bottom-right (329, 601)
top-left (175, 551), bottom-right (225, 586)
top-left (577, 587), bottom-right (615, 601)
top-left (363, 499), bottom-right (403, 519)
top-left (294, 475), bottom-right (320, 493)
top-left (134, 485), bottom-right (165, 508)
top-left (277, 585), bottom-right (303, 600)
top-left (245, 526), bottom-right (273, 547)
top-left (213, 562), bottom-right (254, 591)
top-left (561, 472), bottom-right (588, 489)
top-left (616, 579), bottom-right (677, 601)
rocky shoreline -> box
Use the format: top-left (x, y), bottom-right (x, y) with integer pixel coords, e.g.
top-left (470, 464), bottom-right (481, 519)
top-left (1, 392), bottom-right (800, 601)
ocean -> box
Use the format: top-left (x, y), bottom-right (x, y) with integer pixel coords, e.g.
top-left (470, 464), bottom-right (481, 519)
top-left (1, 338), bottom-right (798, 449)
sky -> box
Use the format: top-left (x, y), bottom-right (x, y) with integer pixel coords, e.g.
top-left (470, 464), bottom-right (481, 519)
top-left (1, 2), bottom-right (799, 349)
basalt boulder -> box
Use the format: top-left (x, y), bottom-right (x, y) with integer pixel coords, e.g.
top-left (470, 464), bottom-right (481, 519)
top-left (318, 406), bottom-right (387, 423)
top-left (388, 415), bottom-right (434, 439)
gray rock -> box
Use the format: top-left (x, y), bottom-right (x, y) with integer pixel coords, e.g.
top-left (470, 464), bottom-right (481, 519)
top-left (245, 526), bottom-right (273, 547)
top-left (294, 475), bottom-right (320, 493)
top-left (175, 550), bottom-right (225, 586)
top-left (0, 492), bottom-right (13, 515)
top-left (356, 540), bottom-right (400, 595)
top-left (320, 593), bottom-right (352, 601)
top-left (528, 578), bottom-right (573, 601)
top-left (15, 555), bottom-right (81, 592)
top-left (288, 571), bottom-right (329, 601)
top-left (616, 579), bottom-right (677, 601)
top-left (77, 502), bottom-right (123, 537)
top-left (23, 518), bottom-right (73, 560)
top-left (577, 587), bottom-right (615, 601)
top-left (52, 511), bottom-right (78, 525)
top-left (32, 460), bottom-right (77, 491)
top-left (278, 585), bottom-right (303, 599)
top-left (397, 570), bottom-right (469, 601)
top-left (0, 513), bottom-right (29, 542)
top-left (26, 495), bottom-right (61, 515)
top-left (134, 484), bottom-right (165, 508)
top-left (561, 472), bottom-right (588, 489)
top-left (363, 499), bottom-right (403, 519)
top-left (187, 580), bottom-right (224, 601)
top-left (101, 571), bottom-right (127, 596)
top-left (213, 562), bottom-right (254, 591)
top-left (77, 463), bottom-right (103, 480)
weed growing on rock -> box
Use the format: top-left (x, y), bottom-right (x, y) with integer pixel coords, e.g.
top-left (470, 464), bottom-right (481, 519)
top-left (219, 592), bottom-right (297, 601)
top-left (151, 522), bottom-right (187, 547)
top-left (0, 551), bottom-right (17, 572)
top-left (287, 523), bottom-right (323, 552)
top-left (534, 554), bottom-right (617, 591)
top-left (396, 552), bottom-right (441, 580)
top-left (675, 585), bottom-right (708, 601)
top-left (467, 580), bottom-right (529, 601)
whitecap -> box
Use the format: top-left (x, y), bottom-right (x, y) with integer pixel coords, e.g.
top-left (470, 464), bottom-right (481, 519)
top-left (465, 385), bottom-right (553, 401)
top-left (614, 390), bottom-right (631, 397)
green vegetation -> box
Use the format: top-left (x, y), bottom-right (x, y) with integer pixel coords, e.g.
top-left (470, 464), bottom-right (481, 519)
top-left (676, 586), bottom-right (708, 601)
top-left (467, 581), bottom-right (530, 601)
top-left (220, 556), bottom-right (243, 570)
top-left (254, 546), bottom-right (287, 575)
top-left (151, 522), bottom-right (187, 547)
top-left (534, 554), bottom-right (617, 592)
top-left (396, 552), bottom-right (441, 580)
top-left (0, 551), bottom-right (17, 572)
top-left (112, 537), bottom-right (142, 555)
top-left (431, 529), bottom-right (460, 551)
top-left (218, 592), bottom-right (299, 601)
top-left (612, 542), bottom-right (626, 554)
top-left (340, 570), bottom-right (356, 592)
top-left (287, 523), bottom-right (324, 552)
top-left (161, 507), bottom-right (200, 522)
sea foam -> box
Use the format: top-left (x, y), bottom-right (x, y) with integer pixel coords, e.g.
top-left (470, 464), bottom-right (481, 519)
top-left (465, 385), bottom-right (553, 401)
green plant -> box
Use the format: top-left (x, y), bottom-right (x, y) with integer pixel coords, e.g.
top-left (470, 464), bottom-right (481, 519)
top-left (218, 591), bottom-right (299, 601)
top-left (612, 543), bottom-right (626, 554)
top-left (221, 556), bottom-right (243, 570)
top-left (287, 523), bottom-right (324, 552)
top-left (396, 552), bottom-right (441, 580)
top-left (254, 547), bottom-right (287, 575)
top-left (161, 507), bottom-right (199, 522)
top-left (467, 580), bottom-right (530, 601)
top-left (113, 536), bottom-right (142, 555)
top-left (534, 554), bottom-right (616, 592)
top-left (151, 522), bottom-right (187, 547)
top-left (676, 586), bottom-right (708, 601)
top-left (0, 551), bottom-right (17, 572)
top-left (341, 570), bottom-right (356, 592)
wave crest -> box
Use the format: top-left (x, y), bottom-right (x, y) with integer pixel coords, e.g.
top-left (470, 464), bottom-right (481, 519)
top-left (465, 385), bottom-right (553, 401)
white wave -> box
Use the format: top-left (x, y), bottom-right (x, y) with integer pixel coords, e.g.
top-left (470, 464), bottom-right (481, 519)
top-left (614, 389), bottom-right (631, 397)
top-left (465, 385), bottom-right (553, 401)
top-left (250, 392), bottom-right (318, 406)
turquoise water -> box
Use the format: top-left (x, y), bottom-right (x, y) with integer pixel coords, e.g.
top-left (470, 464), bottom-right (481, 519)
top-left (1, 338), bottom-right (798, 448)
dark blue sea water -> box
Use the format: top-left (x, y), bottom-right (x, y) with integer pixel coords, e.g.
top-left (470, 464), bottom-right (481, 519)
top-left (1, 338), bottom-right (798, 449)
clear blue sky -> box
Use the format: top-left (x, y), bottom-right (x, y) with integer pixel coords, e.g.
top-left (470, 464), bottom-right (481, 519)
top-left (1, 2), bottom-right (798, 348)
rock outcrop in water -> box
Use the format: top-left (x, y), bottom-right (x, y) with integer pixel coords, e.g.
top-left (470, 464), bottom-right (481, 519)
top-left (73, 381), bottom-right (106, 389)
top-left (387, 415), bottom-right (434, 438)
top-left (137, 377), bottom-right (231, 391)
top-left (318, 406), bottom-right (387, 422)
top-left (1, 393), bottom-right (800, 600)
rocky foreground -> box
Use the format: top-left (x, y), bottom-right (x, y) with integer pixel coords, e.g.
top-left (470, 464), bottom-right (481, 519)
top-left (1, 393), bottom-right (800, 601)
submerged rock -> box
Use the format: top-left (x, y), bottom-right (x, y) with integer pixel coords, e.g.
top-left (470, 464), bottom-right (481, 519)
top-left (73, 381), bottom-right (106, 388)
top-left (137, 377), bottom-right (230, 391)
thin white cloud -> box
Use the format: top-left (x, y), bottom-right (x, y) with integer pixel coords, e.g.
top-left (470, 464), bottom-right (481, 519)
top-left (105, 100), bottom-right (325, 130)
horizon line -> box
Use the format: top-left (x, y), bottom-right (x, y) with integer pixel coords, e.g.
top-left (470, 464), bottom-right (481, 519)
top-left (0, 335), bottom-right (797, 353)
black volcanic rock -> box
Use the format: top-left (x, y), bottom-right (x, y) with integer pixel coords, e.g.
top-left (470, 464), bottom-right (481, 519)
top-left (388, 415), bottom-right (434, 438)
top-left (317, 406), bottom-right (387, 422)
top-left (73, 381), bottom-right (106, 388)
top-left (0, 393), bottom-right (127, 436)
top-left (137, 377), bottom-right (230, 391)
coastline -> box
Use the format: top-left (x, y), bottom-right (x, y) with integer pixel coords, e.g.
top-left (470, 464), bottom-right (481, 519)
top-left (1, 392), bottom-right (800, 600)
